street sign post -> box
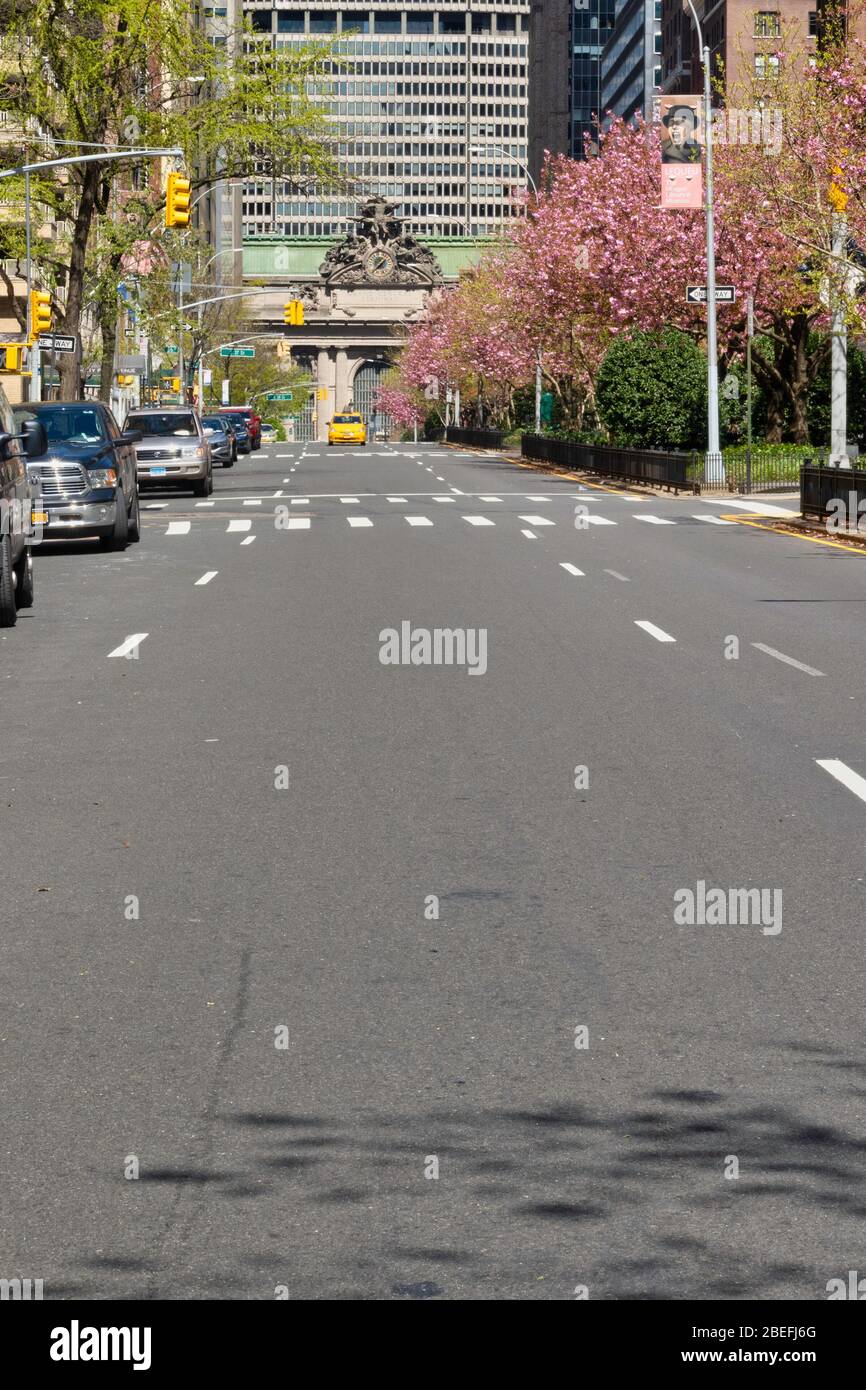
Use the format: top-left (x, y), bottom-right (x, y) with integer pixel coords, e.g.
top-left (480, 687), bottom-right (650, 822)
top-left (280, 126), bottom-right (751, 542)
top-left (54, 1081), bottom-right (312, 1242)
top-left (219, 346), bottom-right (255, 358)
top-left (37, 332), bottom-right (75, 353)
top-left (686, 285), bottom-right (736, 304)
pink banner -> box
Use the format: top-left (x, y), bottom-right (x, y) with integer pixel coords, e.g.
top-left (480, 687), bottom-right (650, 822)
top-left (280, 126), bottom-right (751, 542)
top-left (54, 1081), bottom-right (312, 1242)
top-left (660, 97), bottom-right (703, 210)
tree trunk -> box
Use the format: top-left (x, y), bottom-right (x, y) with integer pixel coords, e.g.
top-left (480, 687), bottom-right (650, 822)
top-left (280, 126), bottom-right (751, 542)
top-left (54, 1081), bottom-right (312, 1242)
top-left (98, 300), bottom-right (117, 403)
top-left (59, 162), bottom-right (103, 400)
top-left (784, 313), bottom-right (811, 444)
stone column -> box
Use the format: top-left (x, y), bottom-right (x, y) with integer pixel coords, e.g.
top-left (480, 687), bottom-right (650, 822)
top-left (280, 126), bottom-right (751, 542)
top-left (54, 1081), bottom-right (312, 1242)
top-left (316, 347), bottom-right (334, 441)
top-left (335, 349), bottom-right (350, 414)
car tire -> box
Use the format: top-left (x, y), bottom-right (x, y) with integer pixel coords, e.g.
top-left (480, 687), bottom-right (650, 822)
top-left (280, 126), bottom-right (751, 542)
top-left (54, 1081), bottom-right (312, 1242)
top-left (99, 487), bottom-right (129, 551)
top-left (0, 534), bottom-right (19, 627)
top-left (223, 454), bottom-right (234, 469)
top-left (192, 475), bottom-right (209, 497)
top-left (14, 545), bottom-right (34, 608)
top-left (128, 488), bottom-right (141, 543)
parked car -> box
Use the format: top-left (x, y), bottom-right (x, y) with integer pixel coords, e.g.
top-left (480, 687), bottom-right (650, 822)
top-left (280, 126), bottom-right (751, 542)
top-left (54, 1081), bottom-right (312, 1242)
top-left (124, 406), bottom-right (213, 496)
top-left (201, 415), bottom-right (236, 467)
top-left (1, 384), bottom-right (46, 625)
top-left (327, 413), bottom-right (367, 447)
top-left (13, 401), bottom-right (140, 553)
top-left (227, 417), bottom-right (251, 454)
top-left (260, 423), bottom-right (278, 445)
top-left (219, 405), bottom-right (261, 451)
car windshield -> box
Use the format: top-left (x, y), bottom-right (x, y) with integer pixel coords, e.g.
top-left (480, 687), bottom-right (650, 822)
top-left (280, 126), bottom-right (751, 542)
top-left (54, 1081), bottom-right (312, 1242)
top-left (222, 409), bottom-right (252, 419)
top-left (334, 416), bottom-right (362, 424)
top-left (127, 413), bottom-right (197, 436)
top-left (201, 418), bottom-right (226, 432)
top-left (29, 405), bottom-right (107, 445)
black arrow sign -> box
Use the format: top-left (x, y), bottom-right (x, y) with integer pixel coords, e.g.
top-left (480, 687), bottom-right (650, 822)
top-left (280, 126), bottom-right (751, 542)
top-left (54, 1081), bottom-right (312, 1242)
top-left (686, 286), bottom-right (737, 304)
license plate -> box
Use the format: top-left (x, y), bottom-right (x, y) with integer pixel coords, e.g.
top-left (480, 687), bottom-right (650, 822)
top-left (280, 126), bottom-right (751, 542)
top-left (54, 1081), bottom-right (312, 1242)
top-left (149, 466), bottom-right (167, 476)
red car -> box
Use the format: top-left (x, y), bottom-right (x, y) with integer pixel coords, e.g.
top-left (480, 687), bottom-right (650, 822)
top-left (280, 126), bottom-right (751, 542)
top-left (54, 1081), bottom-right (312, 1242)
top-left (218, 406), bottom-right (262, 451)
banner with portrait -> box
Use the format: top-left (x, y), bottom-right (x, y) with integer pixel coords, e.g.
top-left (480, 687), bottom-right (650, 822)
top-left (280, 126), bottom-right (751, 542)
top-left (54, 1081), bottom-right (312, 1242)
top-left (660, 96), bottom-right (703, 210)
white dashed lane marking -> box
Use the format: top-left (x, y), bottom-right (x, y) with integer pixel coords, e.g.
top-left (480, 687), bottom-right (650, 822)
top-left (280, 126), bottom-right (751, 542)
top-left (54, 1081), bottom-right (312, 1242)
top-left (241, 535), bottom-right (256, 545)
top-left (463, 516), bottom-right (495, 526)
top-left (387, 497), bottom-right (407, 503)
top-left (816, 759), bottom-right (866, 805)
top-left (521, 529), bottom-right (538, 539)
top-left (635, 620), bottom-right (676, 643)
top-left (634, 514), bottom-right (676, 525)
top-left (196, 501), bottom-right (215, 508)
top-left (348, 517), bottom-right (373, 528)
top-left (195, 571), bottom-right (218, 586)
top-left (604, 569), bottom-right (630, 581)
top-left (243, 499), bottom-right (262, 507)
top-left (166, 521), bottom-right (191, 535)
top-left (519, 515), bottom-right (555, 527)
top-left (405, 516), bottom-right (433, 526)
top-left (286, 517), bottom-right (311, 530)
top-left (752, 643), bottom-right (824, 677)
top-left (559, 562), bottom-right (585, 576)
top-left (227, 519), bottom-right (252, 533)
top-left (108, 633), bottom-right (148, 659)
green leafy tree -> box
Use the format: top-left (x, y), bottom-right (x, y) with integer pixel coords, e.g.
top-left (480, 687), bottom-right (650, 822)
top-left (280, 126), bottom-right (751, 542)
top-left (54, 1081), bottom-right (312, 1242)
top-left (596, 330), bottom-right (707, 449)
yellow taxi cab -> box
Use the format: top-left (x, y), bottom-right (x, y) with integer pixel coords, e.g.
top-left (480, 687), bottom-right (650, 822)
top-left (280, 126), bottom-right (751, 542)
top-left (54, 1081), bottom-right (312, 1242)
top-left (327, 412), bottom-right (367, 447)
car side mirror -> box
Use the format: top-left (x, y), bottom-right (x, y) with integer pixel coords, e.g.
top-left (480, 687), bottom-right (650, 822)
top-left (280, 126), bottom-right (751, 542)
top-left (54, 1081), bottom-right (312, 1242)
top-left (20, 418), bottom-right (48, 459)
top-left (119, 430), bottom-right (142, 444)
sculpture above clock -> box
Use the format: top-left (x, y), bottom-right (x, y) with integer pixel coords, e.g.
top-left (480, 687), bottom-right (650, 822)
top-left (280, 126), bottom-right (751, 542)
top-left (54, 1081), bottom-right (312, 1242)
top-left (319, 197), bottom-right (443, 288)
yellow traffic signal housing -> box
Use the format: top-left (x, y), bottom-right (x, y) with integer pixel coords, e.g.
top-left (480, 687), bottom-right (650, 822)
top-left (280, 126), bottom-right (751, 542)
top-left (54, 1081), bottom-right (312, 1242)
top-left (171, 376), bottom-right (181, 392)
top-left (317, 387), bottom-right (328, 401)
top-left (117, 373), bottom-right (135, 386)
top-left (284, 299), bottom-right (304, 326)
top-left (165, 171), bottom-right (192, 229)
top-left (30, 290), bottom-right (52, 338)
top-left (1, 344), bottom-right (24, 372)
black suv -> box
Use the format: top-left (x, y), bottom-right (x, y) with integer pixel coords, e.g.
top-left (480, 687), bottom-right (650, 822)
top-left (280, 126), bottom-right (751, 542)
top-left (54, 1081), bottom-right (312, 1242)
top-left (14, 401), bottom-right (141, 550)
top-left (0, 380), bottom-right (47, 626)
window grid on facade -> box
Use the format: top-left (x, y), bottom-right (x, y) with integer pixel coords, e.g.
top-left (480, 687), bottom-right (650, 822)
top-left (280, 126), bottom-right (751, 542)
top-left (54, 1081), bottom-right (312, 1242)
top-left (239, 3), bottom-right (530, 239)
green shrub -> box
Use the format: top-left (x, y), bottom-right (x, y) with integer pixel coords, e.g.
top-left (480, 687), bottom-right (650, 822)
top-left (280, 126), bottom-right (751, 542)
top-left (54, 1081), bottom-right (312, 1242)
top-left (596, 330), bottom-right (707, 449)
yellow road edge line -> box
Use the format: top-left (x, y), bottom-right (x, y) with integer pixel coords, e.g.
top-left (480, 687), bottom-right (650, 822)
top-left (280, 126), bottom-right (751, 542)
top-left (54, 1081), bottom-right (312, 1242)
top-left (719, 513), bottom-right (866, 555)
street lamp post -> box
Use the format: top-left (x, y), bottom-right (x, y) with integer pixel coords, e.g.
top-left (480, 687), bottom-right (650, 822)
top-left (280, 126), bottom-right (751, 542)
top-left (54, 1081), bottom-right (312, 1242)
top-left (684, 2), bottom-right (722, 485)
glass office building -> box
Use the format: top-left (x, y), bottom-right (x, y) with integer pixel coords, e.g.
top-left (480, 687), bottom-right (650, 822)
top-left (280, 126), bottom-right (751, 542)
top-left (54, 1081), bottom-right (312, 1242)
top-left (571, 0), bottom-right (617, 157)
top-left (239, 2), bottom-right (530, 239)
top-left (600, 0), bottom-right (662, 127)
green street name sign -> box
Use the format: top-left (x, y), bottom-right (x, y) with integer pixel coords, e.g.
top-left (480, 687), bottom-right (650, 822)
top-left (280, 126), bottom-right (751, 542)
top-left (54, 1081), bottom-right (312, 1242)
top-left (266, 392), bottom-right (293, 400)
top-left (219, 346), bottom-right (255, 358)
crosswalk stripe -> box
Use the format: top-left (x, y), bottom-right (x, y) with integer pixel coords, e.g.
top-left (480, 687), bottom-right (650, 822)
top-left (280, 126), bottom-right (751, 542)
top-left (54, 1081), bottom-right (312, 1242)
top-left (634, 514), bottom-right (676, 525)
top-left (525, 495), bottom-right (550, 501)
top-left (166, 521), bottom-right (191, 535)
top-left (585, 515), bottom-right (617, 526)
top-left (479, 496), bottom-right (502, 502)
top-left (405, 516), bottom-right (433, 526)
top-left (519, 515), bottom-right (555, 526)
top-left (463, 515), bottom-right (495, 526)
top-left (145, 502), bottom-right (168, 510)
top-left (227, 519), bottom-right (252, 532)
top-left (635, 620), bottom-right (676, 643)
top-left (521, 529), bottom-right (538, 539)
top-left (433, 497), bottom-right (455, 502)
top-left (560, 562), bottom-right (585, 576)
top-left (286, 517), bottom-right (310, 530)
top-left (243, 499), bottom-right (262, 507)
top-left (195, 571), bottom-right (218, 586)
top-left (241, 535), bottom-right (256, 546)
top-left (387, 497), bottom-right (407, 503)
top-left (693, 514), bottom-right (735, 525)
top-left (290, 498), bottom-right (309, 505)
top-left (348, 517), bottom-right (373, 527)
top-left (340, 497), bottom-right (360, 503)
top-left (196, 501), bottom-right (215, 508)
top-left (108, 633), bottom-right (148, 659)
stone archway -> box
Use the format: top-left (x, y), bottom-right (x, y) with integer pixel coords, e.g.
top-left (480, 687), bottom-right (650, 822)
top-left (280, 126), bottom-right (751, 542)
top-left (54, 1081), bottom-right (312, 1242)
top-left (350, 360), bottom-right (393, 439)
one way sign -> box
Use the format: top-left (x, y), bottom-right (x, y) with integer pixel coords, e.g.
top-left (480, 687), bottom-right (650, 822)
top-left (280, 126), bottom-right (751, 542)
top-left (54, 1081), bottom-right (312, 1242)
top-left (686, 285), bottom-right (737, 304)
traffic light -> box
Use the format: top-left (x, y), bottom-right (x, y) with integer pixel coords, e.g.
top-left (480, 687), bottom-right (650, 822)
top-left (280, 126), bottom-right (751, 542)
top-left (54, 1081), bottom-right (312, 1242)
top-left (117, 373), bottom-right (135, 386)
top-left (171, 376), bottom-right (181, 392)
top-left (284, 299), bottom-right (304, 326)
top-left (30, 290), bottom-right (51, 338)
top-left (165, 171), bottom-right (191, 229)
top-left (1, 344), bottom-right (24, 372)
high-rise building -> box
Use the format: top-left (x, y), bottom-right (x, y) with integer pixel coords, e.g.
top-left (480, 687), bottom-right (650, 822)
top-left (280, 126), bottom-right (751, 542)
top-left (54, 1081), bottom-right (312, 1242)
top-left (660, 0), bottom-right (819, 97)
top-left (571, 0), bottom-right (617, 156)
top-left (235, 2), bottom-right (530, 240)
top-left (600, 0), bottom-right (662, 126)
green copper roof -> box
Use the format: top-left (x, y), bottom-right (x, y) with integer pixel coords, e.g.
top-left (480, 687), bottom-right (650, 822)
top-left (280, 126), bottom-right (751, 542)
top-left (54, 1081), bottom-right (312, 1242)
top-left (242, 236), bottom-right (486, 280)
